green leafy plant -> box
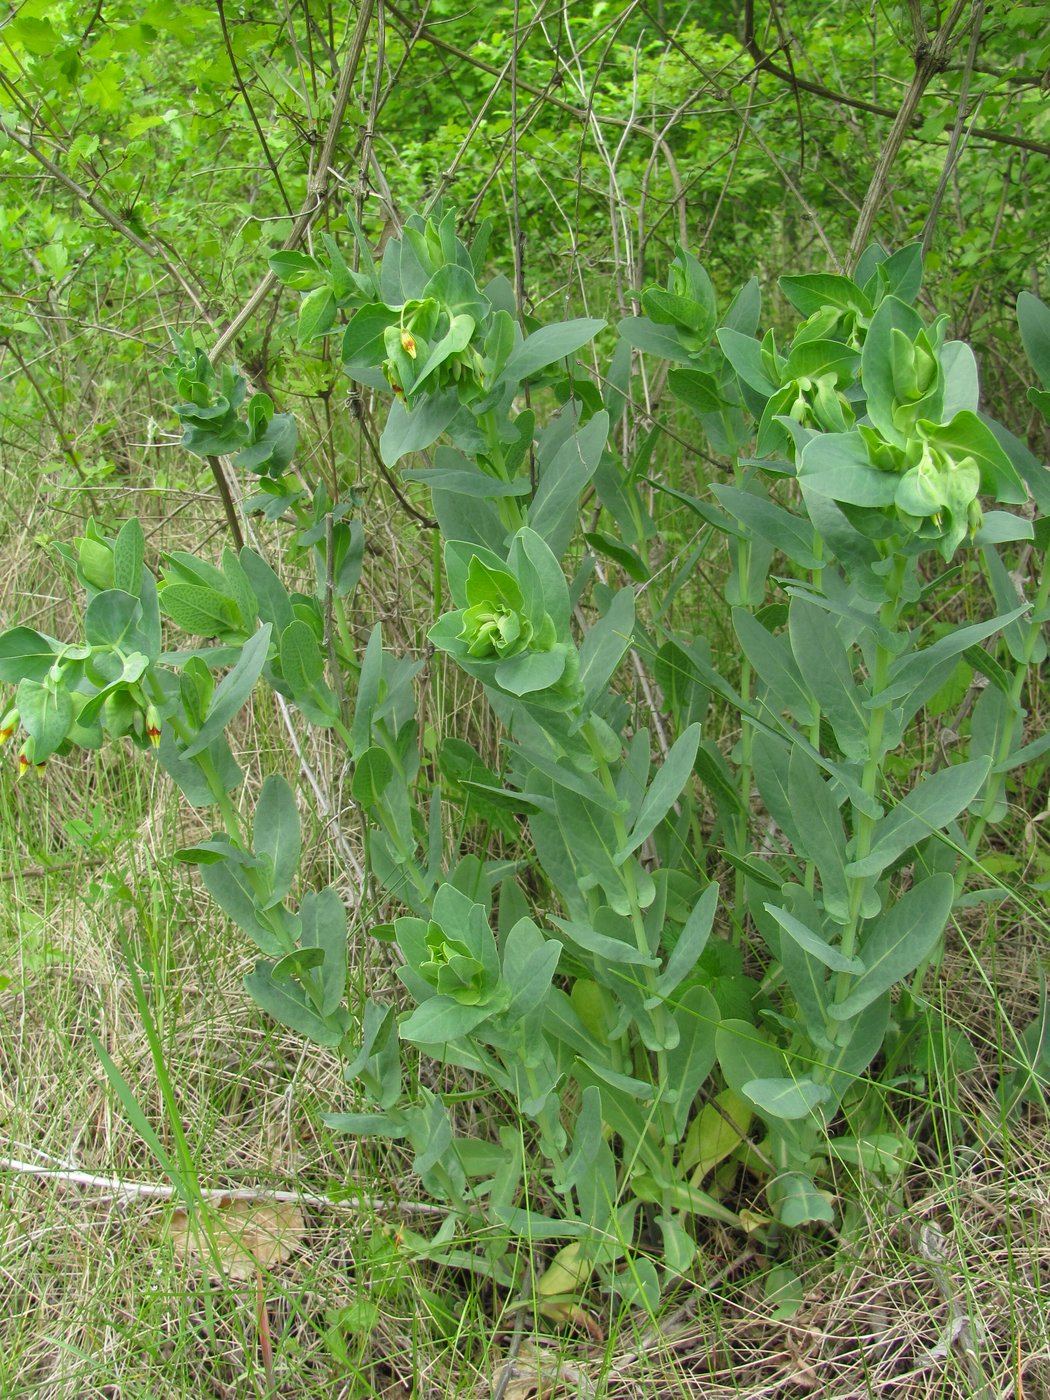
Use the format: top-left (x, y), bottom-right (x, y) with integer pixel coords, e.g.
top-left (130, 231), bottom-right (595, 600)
top-left (644, 248), bottom-right (1049, 1246)
top-left (3, 213), bottom-right (1047, 1320)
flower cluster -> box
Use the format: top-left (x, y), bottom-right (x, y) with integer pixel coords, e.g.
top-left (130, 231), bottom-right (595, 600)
top-left (2, 672), bottom-right (162, 779)
top-left (420, 921), bottom-right (493, 1006)
top-left (394, 884), bottom-right (507, 1019)
top-left (759, 329), bottom-right (860, 440)
top-left (380, 294), bottom-right (485, 408)
top-left (331, 211), bottom-right (518, 414)
top-left (0, 522), bottom-right (165, 775)
top-left (644, 250), bottom-right (1027, 563)
top-left (428, 529), bottom-right (581, 710)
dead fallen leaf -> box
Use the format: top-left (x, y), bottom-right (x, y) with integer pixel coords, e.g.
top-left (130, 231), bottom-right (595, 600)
top-left (493, 1342), bottom-right (596, 1400)
top-left (498, 1373), bottom-right (539, 1400)
top-left (167, 1198), bottom-right (306, 1280)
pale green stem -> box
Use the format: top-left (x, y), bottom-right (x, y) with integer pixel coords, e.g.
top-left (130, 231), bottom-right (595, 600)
top-left (584, 722), bottom-right (680, 1216)
top-left (833, 554), bottom-right (907, 1018)
top-left (143, 674), bottom-right (304, 973)
top-left (431, 529), bottom-right (443, 621)
top-left (144, 672), bottom-right (245, 842)
top-left (525, 1066), bottom-right (577, 1217)
top-left (733, 529), bottom-right (754, 944)
top-left (907, 553), bottom-right (1050, 1002)
top-left (333, 596), bottom-right (357, 670)
top-left (366, 721), bottom-right (433, 903)
top-left (481, 411), bottom-right (525, 533)
top-left (804, 538), bottom-right (826, 899)
top-left (963, 556), bottom-right (1050, 868)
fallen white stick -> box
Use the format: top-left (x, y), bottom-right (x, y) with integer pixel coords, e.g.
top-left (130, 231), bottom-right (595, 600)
top-left (0, 1156), bottom-right (444, 1215)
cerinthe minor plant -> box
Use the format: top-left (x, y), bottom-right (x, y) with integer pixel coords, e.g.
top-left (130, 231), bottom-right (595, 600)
top-left (2, 211), bottom-right (1047, 1317)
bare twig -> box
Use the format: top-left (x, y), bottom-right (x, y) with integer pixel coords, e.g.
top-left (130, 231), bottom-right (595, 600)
top-left (199, 3), bottom-right (377, 550)
top-left (385, 0), bottom-right (679, 146)
top-left (742, 0), bottom-right (1050, 162)
top-left (0, 859), bottom-right (103, 883)
top-left (847, 0), bottom-right (972, 269)
top-left (208, 0), bottom-right (377, 366)
top-left (638, 7), bottom-right (841, 268)
top-left (206, 454), bottom-right (245, 552)
top-left (216, 0), bottom-right (295, 216)
top-left (0, 1154), bottom-right (444, 1216)
top-left (2, 337), bottom-right (95, 501)
top-left (921, 0), bottom-right (986, 258)
top-left (0, 118), bottom-right (216, 326)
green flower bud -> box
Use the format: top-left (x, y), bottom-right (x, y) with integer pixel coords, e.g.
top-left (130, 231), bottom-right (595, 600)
top-left (458, 558), bottom-right (543, 660)
top-left (424, 222), bottom-right (444, 271)
top-left (895, 446), bottom-right (944, 520)
top-left (78, 538), bottom-right (114, 592)
top-left (859, 425), bottom-right (904, 474)
top-left (810, 373), bottom-right (853, 433)
top-left (788, 387), bottom-right (809, 425)
top-left (890, 329), bottom-right (938, 407)
top-left (914, 338), bottom-right (937, 395)
top-left (421, 922), bottom-right (488, 1005)
top-left (797, 306), bottom-right (847, 345)
top-left (461, 599), bottom-right (532, 658)
top-left (760, 329), bottom-right (783, 386)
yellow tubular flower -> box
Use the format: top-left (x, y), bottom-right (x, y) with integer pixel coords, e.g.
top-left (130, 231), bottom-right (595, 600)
top-left (145, 704), bottom-right (162, 748)
top-left (0, 707), bottom-right (17, 745)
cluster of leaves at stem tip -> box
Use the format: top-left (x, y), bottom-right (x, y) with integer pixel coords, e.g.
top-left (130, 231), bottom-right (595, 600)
top-left (3, 206), bottom-right (1049, 1322)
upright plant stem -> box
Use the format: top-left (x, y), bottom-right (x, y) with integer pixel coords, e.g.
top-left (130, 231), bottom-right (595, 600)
top-left (732, 465), bottom-right (755, 941)
top-left (481, 411), bottom-right (526, 533)
top-left (585, 724), bottom-right (678, 1204)
top-left (206, 455), bottom-right (245, 552)
top-left (963, 555), bottom-right (1050, 869)
top-left (143, 672), bottom-right (245, 842)
top-left (803, 542), bottom-right (826, 898)
top-left (4, 338), bottom-right (100, 514)
top-left (835, 554), bottom-right (907, 1012)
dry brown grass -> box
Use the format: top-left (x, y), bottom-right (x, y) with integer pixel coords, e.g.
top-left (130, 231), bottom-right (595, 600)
top-left (1, 811), bottom-right (1047, 1398)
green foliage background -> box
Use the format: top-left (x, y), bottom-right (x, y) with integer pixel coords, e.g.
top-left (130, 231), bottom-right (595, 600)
top-left (2, 0), bottom-right (1049, 472)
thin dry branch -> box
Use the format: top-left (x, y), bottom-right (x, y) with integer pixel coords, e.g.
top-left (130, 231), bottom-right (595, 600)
top-left (637, 7), bottom-right (842, 267)
top-left (742, 0), bottom-right (1050, 162)
top-left (847, 0), bottom-right (973, 269)
top-left (0, 117), bottom-right (216, 326)
top-left (0, 1154), bottom-right (444, 1216)
top-left (921, 0), bottom-right (986, 258)
top-left (385, 0), bottom-right (684, 148)
top-left (216, 0), bottom-right (295, 217)
top-left (209, 0), bottom-right (377, 366)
